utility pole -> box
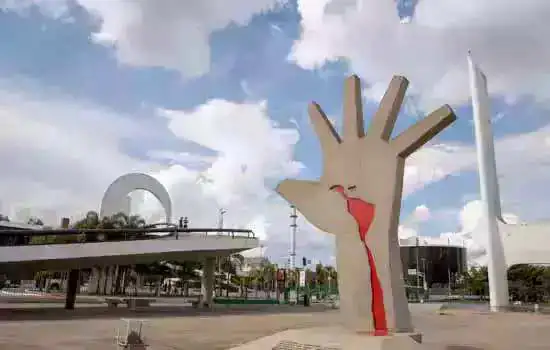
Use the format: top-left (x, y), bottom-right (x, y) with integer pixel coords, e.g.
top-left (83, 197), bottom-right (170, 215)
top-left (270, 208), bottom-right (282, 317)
top-left (416, 236), bottom-right (420, 300)
top-left (217, 209), bottom-right (226, 296)
top-left (447, 237), bottom-right (452, 297)
top-left (289, 205), bottom-right (297, 270)
top-left (421, 257), bottom-right (427, 297)
top-left (463, 240), bottom-right (468, 297)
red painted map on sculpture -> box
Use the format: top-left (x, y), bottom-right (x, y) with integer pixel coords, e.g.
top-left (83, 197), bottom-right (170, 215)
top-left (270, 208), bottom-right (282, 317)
top-left (331, 185), bottom-right (388, 336)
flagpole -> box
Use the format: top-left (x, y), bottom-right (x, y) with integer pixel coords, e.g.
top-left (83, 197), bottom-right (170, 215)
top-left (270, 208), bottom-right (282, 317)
top-left (467, 51), bottom-right (509, 311)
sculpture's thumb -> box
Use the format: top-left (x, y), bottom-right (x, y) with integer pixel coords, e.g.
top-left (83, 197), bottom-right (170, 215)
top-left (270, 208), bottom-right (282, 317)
top-left (275, 179), bottom-right (322, 211)
top-left (276, 179), bottom-right (355, 235)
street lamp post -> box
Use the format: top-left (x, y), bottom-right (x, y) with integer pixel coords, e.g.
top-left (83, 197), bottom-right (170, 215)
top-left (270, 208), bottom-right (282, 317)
top-left (218, 209), bottom-right (226, 233)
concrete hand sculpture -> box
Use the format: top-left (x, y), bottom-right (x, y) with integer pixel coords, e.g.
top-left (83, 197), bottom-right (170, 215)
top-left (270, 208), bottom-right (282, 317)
top-left (277, 75), bottom-right (456, 336)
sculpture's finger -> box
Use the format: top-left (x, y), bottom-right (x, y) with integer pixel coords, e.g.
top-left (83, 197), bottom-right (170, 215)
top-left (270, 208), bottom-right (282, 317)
top-left (343, 75), bottom-right (365, 140)
top-left (308, 102), bottom-right (341, 153)
top-left (367, 76), bottom-right (409, 141)
top-left (390, 104), bottom-right (456, 158)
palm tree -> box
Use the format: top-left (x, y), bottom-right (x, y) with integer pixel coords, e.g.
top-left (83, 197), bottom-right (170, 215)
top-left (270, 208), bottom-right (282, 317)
top-left (246, 260), bottom-right (277, 299)
top-left (262, 263), bottom-right (277, 298)
top-left (315, 263), bottom-right (327, 286)
top-left (169, 261), bottom-right (202, 296)
top-left (71, 211), bottom-right (148, 295)
top-left (73, 211), bottom-right (147, 242)
top-left (226, 254), bottom-right (249, 297)
top-left (72, 211), bottom-right (101, 242)
top-left (325, 265), bottom-right (338, 295)
top-left (27, 217), bottom-right (44, 226)
top-left (135, 262), bottom-right (174, 296)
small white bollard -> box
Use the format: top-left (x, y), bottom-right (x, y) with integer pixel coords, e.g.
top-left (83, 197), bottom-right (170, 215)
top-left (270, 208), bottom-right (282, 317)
top-left (534, 304), bottom-right (540, 313)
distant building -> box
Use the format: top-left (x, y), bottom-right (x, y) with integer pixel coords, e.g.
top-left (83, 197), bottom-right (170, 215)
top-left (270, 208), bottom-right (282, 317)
top-left (235, 256), bottom-right (269, 276)
top-left (400, 242), bottom-right (467, 289)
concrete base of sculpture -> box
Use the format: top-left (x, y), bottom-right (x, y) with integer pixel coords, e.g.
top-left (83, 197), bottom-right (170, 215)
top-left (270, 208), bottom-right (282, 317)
top-left (228, 327), bottom-right (423, 350)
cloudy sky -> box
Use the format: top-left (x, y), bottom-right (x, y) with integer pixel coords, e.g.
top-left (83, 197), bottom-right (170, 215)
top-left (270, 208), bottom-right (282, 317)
top-left (1, 0), bottom-right (549, 266)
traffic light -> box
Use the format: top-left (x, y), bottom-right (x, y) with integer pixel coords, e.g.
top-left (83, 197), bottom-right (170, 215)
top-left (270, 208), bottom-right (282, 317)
top-left (302, 257), bottom-right (307, 267)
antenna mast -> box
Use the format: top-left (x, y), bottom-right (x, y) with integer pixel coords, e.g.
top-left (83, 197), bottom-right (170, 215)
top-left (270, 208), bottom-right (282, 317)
top-left (289, 205), bottom-right (298, 269)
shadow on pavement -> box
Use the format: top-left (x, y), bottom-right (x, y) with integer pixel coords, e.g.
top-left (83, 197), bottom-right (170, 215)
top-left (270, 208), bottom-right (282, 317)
top-left (0, 304), bottom-right (335, 322)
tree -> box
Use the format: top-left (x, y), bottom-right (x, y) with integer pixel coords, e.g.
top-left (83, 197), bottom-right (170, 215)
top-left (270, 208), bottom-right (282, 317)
top-left (462, 266), bottom-right (488, 298)
top-left (169, 261), bottom-right (202, 296)
top-left (315, 263), bottom-right (328, 287)
top-left (27, 217), bottom-right (44, 226)
top-left (261, 262), bottom-right (277, 298)
top-left (508, 264), bottom-right (546, 302)
top-left (227, 254), bottom-right (248, 297)
top-left (72, 211), bottom-right (146, 242)
top-left (327, 265), bottom-right (338, 294)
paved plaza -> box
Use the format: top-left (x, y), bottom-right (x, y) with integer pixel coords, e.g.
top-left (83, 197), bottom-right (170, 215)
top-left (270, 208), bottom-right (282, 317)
top-left (0, 304), bottom-right (549, 349)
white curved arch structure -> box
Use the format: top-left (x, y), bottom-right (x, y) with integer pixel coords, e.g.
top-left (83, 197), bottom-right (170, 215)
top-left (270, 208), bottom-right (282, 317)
top-left (499, 220), bottom-right (550, 266)
top-left (100, 173), bottom-right (172, 222)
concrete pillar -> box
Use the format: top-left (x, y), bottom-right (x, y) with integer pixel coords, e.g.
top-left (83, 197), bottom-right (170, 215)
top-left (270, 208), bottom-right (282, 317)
top-left (88, 267), bottom-right (100, 295)
top-left (98, 267), bottom-right (107, 295)
top-left (105, 266), bottom-right (115, 295)
top-left (65, 269), bottom-right (79, 310)
top-left (134, 273), bottom-right (141, 296)
top-left (113, 265), bottom-right (121, 295)
top-left (201, 257), bottom-right (215, 308)
top-left (61, 217), bottom-right (80, 310)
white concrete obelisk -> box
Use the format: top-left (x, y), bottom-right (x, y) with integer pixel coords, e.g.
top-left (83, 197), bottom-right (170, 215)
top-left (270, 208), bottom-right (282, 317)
top-left (467, 52), bottom-right (509, 311)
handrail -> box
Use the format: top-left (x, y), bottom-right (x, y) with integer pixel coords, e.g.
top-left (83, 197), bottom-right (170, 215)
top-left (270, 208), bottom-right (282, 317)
top-left (0, 227), bottom-right (256, 247)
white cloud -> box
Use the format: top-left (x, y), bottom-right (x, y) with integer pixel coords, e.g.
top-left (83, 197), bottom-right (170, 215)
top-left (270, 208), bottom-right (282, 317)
top-left (0, 77), bottom-right (158, 222)
top-left (400, 119), bottom-right (550, 213)
top-left (398, 204), bottom-right (431, 239)
top-left (412, 204), bottom-right (430, 222)
top-left (1, 0), bottom-right (287, 77)
top-left (398, 225), bottom-right (418, 239)
top-left (3, 74), bottom-right (550, 267)
top-left (403, 143), bottom-right (475, 196)
top-left (0, 76), bottom-right (310, 262)
top-left (6, 0), bottom-right (550, 268)
top-left (291, 0), bottom-right (550, 109)
top-left (408, 200), bottom-right (522, 266)
top-left (156, 99), bottom-right (302, 207)
top-left (398, 121), bottom-right (550, 265)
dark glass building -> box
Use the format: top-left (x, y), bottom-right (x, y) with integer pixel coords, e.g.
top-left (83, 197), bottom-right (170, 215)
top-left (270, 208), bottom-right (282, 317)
top-left (400, 244), bottom-right (467, 288)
